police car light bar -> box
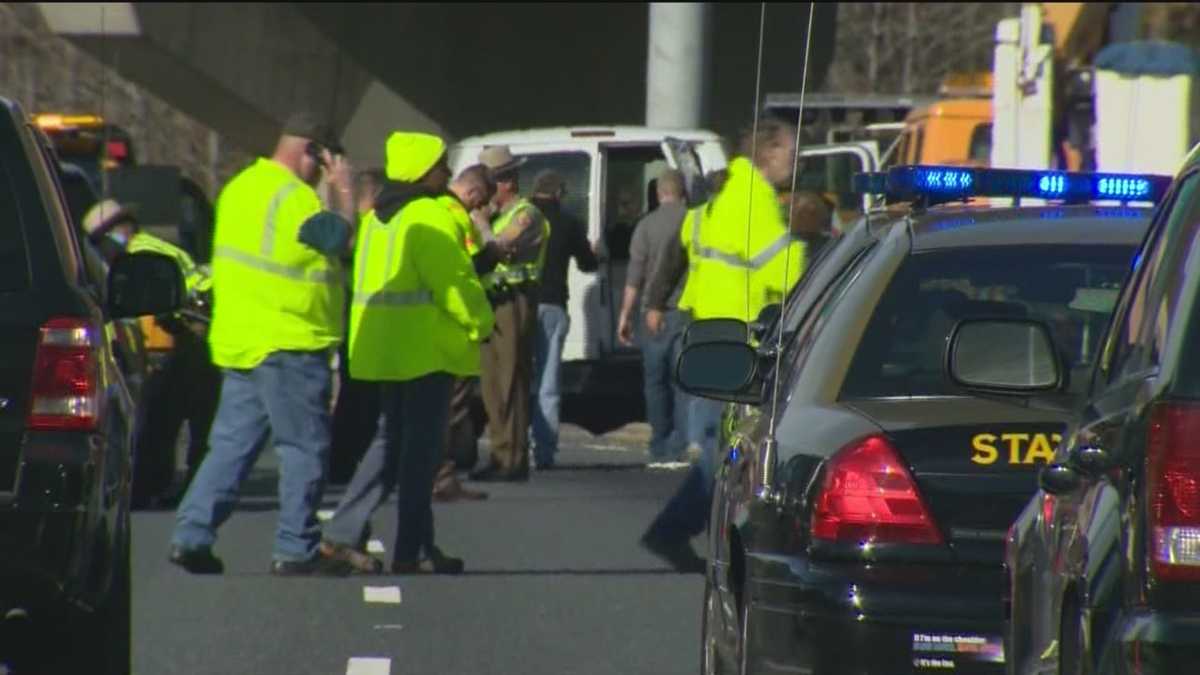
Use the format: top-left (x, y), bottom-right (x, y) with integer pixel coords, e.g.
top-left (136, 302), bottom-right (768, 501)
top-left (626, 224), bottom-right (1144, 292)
top-left (852, 165), bottom-right (1172, 205)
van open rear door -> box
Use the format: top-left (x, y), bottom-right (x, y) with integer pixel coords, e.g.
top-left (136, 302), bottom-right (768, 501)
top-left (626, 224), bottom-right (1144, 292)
top-left (796, 142), bottom-right (879, 232)
top-left (662, 137), bottom-right (711, 207)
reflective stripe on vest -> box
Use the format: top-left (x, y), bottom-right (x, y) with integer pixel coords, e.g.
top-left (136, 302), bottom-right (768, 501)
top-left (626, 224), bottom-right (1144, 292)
top-left (213, 244), bottom-right (342, 284)
top-left (352, 215), bottom-right (433, 308)
top-left (691, 204), bottom-right (794, 271)
top-left (351, 289), bottom-right (434, 307)
top-left (260, 183), bottom-right (300, 256)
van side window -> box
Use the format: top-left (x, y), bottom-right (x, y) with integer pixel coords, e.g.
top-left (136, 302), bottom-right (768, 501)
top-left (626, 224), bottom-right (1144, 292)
top-left (516, 152), bottom-right (592, 228)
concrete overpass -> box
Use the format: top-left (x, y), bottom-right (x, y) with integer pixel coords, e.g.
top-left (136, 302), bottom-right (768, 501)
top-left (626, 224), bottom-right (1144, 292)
top-left (36, 2), bottom-right (836, 164)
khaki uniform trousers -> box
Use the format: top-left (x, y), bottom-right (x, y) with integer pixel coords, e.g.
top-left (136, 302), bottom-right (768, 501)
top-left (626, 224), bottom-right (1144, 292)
top-left (480, 288), bottom-right (537, 472)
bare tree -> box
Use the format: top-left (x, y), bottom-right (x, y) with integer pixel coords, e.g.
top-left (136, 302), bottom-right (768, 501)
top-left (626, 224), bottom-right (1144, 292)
top-left (825, 3), bottom-right (1021, 96)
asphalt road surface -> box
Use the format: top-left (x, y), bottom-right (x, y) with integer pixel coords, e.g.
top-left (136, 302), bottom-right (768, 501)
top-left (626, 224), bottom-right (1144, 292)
top-left (132, 424), bottom-right (703, 675)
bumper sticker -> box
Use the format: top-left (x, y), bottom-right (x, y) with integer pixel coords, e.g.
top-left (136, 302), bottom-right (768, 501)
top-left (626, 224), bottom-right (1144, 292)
top-left (912, 633), bottom-right (1005, 670)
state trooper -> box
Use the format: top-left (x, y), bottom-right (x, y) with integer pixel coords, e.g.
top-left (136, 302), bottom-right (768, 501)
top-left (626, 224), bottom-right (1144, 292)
top-left (81, 199), bottom-right (219, 505)
top-left (170, 112), bottom-right (356, 576)
top-left (469, 146), bottom-right (550, 482)
top-left (319, 132), bottom-right (494, 574)
top-left (640, 118), bottom-right (807, 572)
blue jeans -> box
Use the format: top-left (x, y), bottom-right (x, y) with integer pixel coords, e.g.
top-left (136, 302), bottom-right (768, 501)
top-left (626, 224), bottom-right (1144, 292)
top-left (322, 373), bottom-right (452, 563)
top-left (641, 309), bottom-right (690, 460)
top-left (531, 303), bottom-right (569, 466)
top-left (173, 350), bottom-right (332, 562)
top-left (645, 393), bottom-right (726, 542)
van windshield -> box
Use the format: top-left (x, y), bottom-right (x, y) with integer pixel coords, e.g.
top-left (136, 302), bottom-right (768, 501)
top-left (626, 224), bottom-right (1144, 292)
top-left (516, 151), bottom-right (591, 225)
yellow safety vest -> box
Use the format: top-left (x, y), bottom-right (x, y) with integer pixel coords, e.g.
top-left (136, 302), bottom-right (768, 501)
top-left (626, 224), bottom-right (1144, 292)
top-left (678, 157), bottom-right (806, 321)
top-left (436, 194), bottom-right (481, 256)
top-left (127, 231), bottom-right (211, 294)
top-left (482, 197), bottom-right (549, 289)
top-left (349, 196), bottom-right (494, 380)
top-left (207, 158), bottom-right (345, 369)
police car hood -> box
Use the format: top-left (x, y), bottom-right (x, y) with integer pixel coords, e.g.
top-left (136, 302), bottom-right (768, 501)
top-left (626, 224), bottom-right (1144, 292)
top-left (845, 396), bottom-right (1069, 561)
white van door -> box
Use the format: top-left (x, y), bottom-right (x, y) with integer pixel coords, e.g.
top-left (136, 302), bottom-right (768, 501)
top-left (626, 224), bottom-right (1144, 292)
top-left (594, 141), bottom-right (681, 357)
top-left (795, 142), bottom-right (879, 231)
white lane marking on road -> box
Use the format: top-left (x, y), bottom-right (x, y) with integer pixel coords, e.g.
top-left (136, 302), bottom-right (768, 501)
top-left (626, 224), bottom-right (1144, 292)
top-left (367, 539), bottom-right (385, 554)
top-left (346, 657), bottom-right (390, 675)
top-left (647, 461), bottom-right (691, 470)
top-left (373, 624), bottom-right (404, 630)
top-left (317, 509), bottom-right (334, 522)
top-left (363, 586), bottom-right (402, 604)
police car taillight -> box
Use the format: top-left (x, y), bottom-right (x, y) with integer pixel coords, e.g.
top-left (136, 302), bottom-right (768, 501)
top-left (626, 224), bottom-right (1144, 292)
top-left (1147, 402), bottom-right (1200, 583)
top-left (811, 435), bottom-right (943, 545)
top-left (27, 318), bottom-right (100, 432)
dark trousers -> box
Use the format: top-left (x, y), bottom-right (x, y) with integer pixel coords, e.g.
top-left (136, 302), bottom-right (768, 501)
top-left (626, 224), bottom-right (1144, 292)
top-left (134, 327), bottom-right (221, 500)
top-left (480, 289), bottom-right (536, 472)
top-left (329, 342), bottom-right (382, 484)
top-left (323, 373), bottom-right (453, 563)
top-left (445, 377), bottom-right (480, 470)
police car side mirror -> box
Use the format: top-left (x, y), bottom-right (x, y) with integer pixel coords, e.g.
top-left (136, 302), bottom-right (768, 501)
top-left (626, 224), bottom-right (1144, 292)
top-left (675, 340), bottom-right (763, 405)
top-left (682, 318), bottom-right (749, 348)
top-left (945, 318), bottom-right (1063, 394)
top-left (107, 252), bottom-right (186, 320)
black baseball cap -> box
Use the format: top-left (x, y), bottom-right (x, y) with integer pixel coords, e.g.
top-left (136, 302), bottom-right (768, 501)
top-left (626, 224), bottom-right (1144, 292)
top-left (282, 112), bottom-right (343, 154)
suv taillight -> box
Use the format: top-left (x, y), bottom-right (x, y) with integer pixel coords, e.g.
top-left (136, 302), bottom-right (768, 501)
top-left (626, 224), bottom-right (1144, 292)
top-left (27, 317), bottom-right (99, 432)
top-left (811, 435), bottom-right (943, 545)
top-left (1147, 402), bottom-right (1200, 582)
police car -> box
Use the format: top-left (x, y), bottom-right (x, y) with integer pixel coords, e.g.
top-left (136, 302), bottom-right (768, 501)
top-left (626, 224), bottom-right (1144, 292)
top-left (675, 165), bottom-right (1169, 674)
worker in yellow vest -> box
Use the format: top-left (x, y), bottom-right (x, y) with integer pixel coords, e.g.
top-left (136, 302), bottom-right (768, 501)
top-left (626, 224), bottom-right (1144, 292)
top-left (170, 112), bottom-right (357, 576)
top-left (81, 199), bottom-right (221, 506)
top-left (431, 164), bottom-right (510, 500)
top-left (319, 132), bottom-right (494, 575)
top-left (639, 118), bottom-right (807, 572)
top-left (469, 145), bottom-right (550, 482)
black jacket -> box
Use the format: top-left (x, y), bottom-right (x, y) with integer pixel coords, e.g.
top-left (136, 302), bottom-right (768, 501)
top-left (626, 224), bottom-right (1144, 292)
top-left (531, 196), bottom-right (598, 306)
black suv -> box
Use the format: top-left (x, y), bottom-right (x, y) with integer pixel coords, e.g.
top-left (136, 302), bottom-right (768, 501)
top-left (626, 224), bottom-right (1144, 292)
top-left (962, 144), bottom-right (1200, 674)
top-left (0, 98), bottom-right (182, 673)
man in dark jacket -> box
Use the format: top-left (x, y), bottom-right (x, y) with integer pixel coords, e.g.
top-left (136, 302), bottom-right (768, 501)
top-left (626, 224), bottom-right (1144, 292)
top-left (528, 170), bottom-right (599, 469)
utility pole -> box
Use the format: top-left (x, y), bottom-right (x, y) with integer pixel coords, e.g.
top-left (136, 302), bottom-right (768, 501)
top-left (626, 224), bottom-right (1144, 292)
top-left (645, 3), bottom-right (709, 129)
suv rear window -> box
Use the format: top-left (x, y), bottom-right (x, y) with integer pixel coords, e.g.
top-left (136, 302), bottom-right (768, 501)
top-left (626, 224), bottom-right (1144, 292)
top-left (841, 244), bottom-right (1135, 398)
top-left (0, 164), bottom-right (29, 291)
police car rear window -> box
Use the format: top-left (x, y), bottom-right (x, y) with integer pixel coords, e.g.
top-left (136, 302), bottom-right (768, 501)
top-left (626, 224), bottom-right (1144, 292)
top-left (841, 244), bottom-right (1135, 398)
top-left (0, 165), bottom-right (30, 291)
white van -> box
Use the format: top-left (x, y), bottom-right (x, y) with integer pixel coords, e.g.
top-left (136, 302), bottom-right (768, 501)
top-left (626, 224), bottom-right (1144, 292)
top-left (449, 126), bottom-right (727, 430)
top-left (449, 126), bottom-right (879, 431)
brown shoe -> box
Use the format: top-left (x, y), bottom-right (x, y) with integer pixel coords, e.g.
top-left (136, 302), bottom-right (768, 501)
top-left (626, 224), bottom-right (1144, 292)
top-left (319, 540), bottom-right (383, 574)
top-left (432, 467), bottom-right (488, 502)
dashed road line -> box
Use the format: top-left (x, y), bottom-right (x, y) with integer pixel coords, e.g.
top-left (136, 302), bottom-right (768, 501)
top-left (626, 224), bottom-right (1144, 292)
top-left (346, 657), bottom-right (390, 675)
top-left (363, 586), bottom-right (402, 604)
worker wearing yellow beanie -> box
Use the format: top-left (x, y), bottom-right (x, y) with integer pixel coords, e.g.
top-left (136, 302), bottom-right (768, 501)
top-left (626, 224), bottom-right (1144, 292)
top-left (320, 131), bottom-right (493, 575)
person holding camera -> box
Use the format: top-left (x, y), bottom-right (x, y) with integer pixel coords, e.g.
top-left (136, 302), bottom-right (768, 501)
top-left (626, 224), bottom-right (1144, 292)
top-left (169, 112), bottom-right (358, 576)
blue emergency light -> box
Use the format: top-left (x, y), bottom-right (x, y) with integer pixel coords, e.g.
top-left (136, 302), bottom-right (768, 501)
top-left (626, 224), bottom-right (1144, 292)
top-left (852, 165), bottom-right (1173, 206)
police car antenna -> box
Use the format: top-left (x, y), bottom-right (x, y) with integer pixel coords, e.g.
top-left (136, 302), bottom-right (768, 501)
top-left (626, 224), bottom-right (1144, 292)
top-left (743, 2), bottom-right (768, 330)
top-left (766, 1), bottom-right (816, 435)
